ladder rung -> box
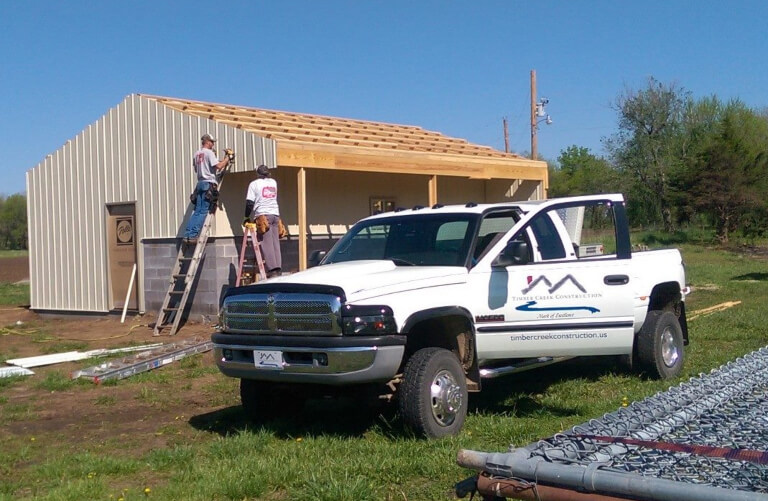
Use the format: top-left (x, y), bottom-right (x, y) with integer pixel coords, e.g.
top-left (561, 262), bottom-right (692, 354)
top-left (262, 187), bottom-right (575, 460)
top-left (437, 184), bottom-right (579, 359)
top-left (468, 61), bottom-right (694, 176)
top-left (169, 291), bottom-right (184, 295)
top-left (163, 307), bottom-right (180, 312)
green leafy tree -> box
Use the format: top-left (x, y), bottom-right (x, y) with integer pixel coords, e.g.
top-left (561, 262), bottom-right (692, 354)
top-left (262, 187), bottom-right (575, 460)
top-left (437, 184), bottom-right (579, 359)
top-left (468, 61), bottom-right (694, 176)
top-left (676, 101), bottom-right (768, 242)
top-left (550, 146), bottom-right (622, 198)
top-left (605, 78), bottom-right (690, 231)
top-left (0, 194), bottom-right (27, 250)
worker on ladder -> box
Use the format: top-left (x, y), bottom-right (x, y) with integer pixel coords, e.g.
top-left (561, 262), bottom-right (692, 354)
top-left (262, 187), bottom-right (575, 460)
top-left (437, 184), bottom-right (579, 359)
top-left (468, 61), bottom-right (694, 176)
top-left (245, 164), bottom-right (283, 278)
top-left (184, 134), bottom-right (233, 246)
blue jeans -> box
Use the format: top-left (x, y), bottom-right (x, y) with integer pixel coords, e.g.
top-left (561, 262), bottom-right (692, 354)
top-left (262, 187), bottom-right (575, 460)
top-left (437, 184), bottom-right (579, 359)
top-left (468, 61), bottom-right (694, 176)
top-left (184, 181), bottom-right (212, 239)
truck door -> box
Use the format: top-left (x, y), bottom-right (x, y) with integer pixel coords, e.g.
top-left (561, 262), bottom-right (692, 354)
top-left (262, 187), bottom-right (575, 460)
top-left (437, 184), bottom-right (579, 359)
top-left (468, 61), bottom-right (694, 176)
top-left (470, 200), bottom-right (635, 359)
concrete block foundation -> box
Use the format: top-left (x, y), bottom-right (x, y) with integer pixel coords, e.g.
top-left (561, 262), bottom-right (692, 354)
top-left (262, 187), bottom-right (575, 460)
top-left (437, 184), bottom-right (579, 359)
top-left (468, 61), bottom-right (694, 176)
top-left (142, 237), bottom-right (340, 318)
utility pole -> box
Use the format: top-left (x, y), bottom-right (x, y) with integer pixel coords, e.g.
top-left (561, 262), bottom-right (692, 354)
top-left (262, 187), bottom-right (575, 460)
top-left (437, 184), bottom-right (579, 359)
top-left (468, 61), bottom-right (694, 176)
top-left (529, 69), bottom-right (551, 161)
top-left (530, 69), bottom-right (538, 160)
top-left (503, 117), bottom-right (509, 153)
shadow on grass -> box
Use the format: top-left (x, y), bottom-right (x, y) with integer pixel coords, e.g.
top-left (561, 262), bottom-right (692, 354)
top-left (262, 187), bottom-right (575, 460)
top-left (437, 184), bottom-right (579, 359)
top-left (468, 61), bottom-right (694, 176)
top-left (637, 231), bottom-right (691, 246)
top-left (189, 395), bottom-right (401, 440)
top-left (190, 356), bottom-right (629, 439)
top-left (470, 356), bottom-right (628, 416)
top-left (732, 272), bottom-right (768, 281)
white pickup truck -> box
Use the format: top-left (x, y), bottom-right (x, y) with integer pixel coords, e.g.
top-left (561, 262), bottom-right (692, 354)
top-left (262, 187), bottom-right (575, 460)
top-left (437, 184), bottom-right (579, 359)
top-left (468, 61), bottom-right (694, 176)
top-left (212, 193), bottom-right (689, 437)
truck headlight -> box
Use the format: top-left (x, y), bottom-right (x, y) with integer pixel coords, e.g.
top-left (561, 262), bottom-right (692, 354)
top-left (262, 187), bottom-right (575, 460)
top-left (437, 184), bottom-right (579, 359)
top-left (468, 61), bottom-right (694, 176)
top-left (341, 305), bottom-right (396, 335)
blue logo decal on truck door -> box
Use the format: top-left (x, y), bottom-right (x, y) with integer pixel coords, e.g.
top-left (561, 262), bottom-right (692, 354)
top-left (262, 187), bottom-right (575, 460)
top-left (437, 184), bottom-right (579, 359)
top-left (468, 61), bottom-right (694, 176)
top-left (516, 300), bottom-right (599, 314)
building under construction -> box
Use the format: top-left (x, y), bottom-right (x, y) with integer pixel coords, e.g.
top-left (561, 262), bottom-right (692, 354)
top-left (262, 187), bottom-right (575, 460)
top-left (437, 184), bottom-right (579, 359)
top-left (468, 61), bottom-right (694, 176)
top-left (25, 94), bottom-right (548, 318)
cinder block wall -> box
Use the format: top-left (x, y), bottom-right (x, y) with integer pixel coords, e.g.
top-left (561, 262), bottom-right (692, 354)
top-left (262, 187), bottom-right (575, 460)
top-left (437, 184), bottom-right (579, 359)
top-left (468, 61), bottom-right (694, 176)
top-left (143, 239), bottom-right (230, 319)
top-left (143, 237), bottom-right (340, 318)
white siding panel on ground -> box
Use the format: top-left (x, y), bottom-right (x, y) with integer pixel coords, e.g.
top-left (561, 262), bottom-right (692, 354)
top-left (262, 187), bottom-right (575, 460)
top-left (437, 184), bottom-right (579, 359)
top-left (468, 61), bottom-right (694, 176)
top-left (26, 94), bottom-right (276, 313)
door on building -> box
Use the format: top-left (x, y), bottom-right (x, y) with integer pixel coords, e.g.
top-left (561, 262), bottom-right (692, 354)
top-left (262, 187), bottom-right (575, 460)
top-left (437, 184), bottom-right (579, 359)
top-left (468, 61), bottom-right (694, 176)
top-left (106, 204), bottom-right (139, 310)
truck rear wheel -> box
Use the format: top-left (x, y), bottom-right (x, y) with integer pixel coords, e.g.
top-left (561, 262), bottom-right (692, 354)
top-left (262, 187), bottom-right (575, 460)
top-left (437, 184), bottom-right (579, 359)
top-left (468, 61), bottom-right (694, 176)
top-left (398, 347), bottom-right (468, 438)
top-left (637, 310), bottom-right (684, 379)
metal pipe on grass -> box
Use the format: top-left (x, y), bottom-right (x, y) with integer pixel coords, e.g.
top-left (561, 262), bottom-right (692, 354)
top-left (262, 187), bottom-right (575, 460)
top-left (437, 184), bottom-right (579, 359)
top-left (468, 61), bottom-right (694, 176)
top-left (457, 449), bottom-right (766, 501)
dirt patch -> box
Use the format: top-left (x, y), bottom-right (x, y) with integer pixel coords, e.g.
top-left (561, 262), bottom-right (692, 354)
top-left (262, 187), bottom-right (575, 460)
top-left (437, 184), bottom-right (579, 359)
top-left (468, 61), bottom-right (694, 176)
top-left (0, 256), bottom-right (29, 284)
top-left (0, 305), bottom-right (236, 460)
top-left (735, 244), bottom-right (768, 260)
top-left (0, 254), bottom-right (238, 463)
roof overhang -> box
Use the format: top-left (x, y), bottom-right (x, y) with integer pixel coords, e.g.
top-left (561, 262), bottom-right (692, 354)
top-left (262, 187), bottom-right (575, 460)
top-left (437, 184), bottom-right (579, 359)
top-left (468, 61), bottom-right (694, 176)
top-left (276, 141), bottom-right (546, 180)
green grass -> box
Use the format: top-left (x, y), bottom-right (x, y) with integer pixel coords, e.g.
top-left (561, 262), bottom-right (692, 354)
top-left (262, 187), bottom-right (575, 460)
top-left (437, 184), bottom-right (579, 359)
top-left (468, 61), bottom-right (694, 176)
top-left (0, 283), bottom-right (29, 306)
top-left (0, 251), bottom-right (30, 305)
top-left (0, 250), bottom-right (28, 258)
top-left (1, 244), bottom-right (768, 500)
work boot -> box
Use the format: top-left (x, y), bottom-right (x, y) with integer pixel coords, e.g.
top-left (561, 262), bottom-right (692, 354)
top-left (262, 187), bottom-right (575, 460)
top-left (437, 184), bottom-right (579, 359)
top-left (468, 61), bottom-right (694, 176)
top-left (184, 237), bottom-right (198, 247)
top-left (266, 268), bottom-right (281, 278)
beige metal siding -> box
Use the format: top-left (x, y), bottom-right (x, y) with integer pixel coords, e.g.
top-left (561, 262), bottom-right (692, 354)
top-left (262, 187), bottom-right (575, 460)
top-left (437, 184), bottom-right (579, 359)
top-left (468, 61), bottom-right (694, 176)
top-left (26, 94), bottom-right (276, 312)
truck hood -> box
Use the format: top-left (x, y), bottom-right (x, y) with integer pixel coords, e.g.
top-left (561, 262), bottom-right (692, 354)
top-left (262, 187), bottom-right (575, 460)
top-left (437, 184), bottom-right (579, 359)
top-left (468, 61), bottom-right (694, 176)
top-left (268, 260), bottom-right (467, 302)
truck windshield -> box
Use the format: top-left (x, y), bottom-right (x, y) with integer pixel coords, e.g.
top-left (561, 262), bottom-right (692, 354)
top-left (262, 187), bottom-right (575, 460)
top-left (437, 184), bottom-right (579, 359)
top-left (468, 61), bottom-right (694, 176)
top-left (323, 213), bottom-right (478, 266)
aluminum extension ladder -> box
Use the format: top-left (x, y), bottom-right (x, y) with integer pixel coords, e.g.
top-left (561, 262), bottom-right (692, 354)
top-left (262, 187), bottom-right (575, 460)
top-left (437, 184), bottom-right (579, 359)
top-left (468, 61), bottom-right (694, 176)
top-left (154, 158), bottom-right (233, 336)
top-left (153, 212), bottom-right (214, 336)
top-left (71, 338), bottom-right (212, 383)
top-left (235, 223), bottom-right (266, 286)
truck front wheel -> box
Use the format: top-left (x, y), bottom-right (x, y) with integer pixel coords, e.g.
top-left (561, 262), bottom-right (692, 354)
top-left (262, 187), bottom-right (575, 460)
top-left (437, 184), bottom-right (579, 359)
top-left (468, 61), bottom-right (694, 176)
top-left (398, 347), bottom-right (468, 438)
top-left (637, 310), bottom-right (684, 379)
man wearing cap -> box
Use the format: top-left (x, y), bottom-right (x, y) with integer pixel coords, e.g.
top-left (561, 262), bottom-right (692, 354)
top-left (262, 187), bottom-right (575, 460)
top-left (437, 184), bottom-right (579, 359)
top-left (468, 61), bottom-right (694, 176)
top-left (183, 134), bottom-right (230, 244)
top-left (245, 164), bottom-right (282, 277)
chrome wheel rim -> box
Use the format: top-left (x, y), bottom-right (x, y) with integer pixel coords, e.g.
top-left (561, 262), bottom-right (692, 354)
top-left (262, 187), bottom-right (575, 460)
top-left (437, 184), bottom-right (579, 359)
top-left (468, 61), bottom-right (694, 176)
top-left (430, 369), bottom-right (463, 427)
top-left (661, 327), bottom-right (680, 367)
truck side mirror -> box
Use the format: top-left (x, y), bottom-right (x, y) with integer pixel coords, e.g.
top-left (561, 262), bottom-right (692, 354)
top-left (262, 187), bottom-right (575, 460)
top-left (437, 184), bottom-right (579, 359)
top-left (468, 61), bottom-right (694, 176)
top-left (308, 250), bottom-right (327, 268)
top-left (492, 240), bottom-right (529, 267)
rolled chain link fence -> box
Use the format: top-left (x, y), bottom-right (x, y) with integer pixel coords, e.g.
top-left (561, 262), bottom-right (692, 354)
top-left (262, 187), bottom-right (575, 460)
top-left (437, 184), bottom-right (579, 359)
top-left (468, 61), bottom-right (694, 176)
top-left (458, 346), bottom-right (768, 499)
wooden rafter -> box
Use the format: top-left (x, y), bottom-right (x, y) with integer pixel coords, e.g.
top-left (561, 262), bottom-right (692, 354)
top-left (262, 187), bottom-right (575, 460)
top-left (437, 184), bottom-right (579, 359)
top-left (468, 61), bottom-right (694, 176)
top-left (142, 95), bottom-right (541, 170)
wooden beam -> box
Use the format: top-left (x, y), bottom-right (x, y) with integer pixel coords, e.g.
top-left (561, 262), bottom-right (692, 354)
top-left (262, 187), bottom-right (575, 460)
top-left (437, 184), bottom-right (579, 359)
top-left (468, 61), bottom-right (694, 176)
top-left (428, 175), bottom-right (438, 207)
top-left (277, 144), bottom-right (547, 181)
top-left (210, 115), bottom-right (466, 146)
top-left (297, 168), bottom-right (307, 270)
top-left (211, 119), bottom-right (502, 156)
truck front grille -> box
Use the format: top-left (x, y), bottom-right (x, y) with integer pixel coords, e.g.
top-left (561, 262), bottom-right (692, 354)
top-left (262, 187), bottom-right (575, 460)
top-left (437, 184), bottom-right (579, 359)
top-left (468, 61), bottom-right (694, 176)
top-left (221, 292), bottom-right (343, 335)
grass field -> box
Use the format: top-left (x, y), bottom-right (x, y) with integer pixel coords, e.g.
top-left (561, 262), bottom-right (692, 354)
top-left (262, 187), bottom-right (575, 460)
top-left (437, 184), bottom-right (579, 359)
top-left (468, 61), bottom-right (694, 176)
top-left (0, 283), bottom-right (29, 306)
top-left (0, 250), bottom-right (28, 259)
top-left (1, 243), bottom-right (767, 500)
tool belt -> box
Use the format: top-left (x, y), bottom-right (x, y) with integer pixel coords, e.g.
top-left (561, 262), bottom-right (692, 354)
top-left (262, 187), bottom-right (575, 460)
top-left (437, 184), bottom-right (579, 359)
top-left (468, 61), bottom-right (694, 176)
top-left (204, 184), bottom-right (219, 211)
top-left (249, 214), bottom-right (287, 237)
top-left (255, 214), bottom-right (269, 234)
top-left (188, 183), bottom-right (219, 213)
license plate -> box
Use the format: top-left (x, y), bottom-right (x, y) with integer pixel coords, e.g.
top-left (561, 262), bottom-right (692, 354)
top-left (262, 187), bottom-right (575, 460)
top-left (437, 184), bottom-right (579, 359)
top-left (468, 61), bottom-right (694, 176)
top-left (253, 350), bottom-right (284, 370)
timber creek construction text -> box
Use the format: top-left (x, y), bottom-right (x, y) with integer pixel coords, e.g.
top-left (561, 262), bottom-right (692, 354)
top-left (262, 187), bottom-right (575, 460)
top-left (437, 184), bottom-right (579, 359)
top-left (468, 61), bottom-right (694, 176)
top-left (511, 293), bottom-right (603, 301)
top-left (510, 332), bottom-right (609, 342)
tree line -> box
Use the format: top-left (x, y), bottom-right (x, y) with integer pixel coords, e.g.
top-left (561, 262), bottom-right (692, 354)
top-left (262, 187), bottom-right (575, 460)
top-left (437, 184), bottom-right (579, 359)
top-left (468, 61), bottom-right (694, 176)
top-left (0, 194), bottom-right (26, 250)
top-left (549, 77), bottom-right (768, 243)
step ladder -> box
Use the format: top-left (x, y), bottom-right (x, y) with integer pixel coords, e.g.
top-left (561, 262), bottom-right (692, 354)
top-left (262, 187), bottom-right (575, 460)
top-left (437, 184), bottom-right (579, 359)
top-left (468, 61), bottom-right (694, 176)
top-left (153, 213), bottom-right (214, 336)
top-left (71, 338), bottom-right (212, 384)
top-left (235, 223), bottom-right (267, 286)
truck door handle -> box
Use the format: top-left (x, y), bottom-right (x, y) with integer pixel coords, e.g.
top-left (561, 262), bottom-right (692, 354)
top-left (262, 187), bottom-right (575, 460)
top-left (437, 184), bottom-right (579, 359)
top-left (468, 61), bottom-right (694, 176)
top-left (604, 275), bottom-right (629, 285)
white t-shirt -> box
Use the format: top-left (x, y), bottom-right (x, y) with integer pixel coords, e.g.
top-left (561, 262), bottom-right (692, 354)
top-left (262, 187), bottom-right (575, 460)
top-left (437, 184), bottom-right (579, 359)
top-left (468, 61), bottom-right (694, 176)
top-left (193, 147), bottom-right (219, 183)
top-left (246, 177), bottom-right (280, 216)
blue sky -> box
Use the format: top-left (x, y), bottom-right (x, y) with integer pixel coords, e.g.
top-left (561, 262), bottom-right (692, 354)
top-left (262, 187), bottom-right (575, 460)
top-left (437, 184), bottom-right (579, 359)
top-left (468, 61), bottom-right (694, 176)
top-left (3, 1), bottom-right (768, 196)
